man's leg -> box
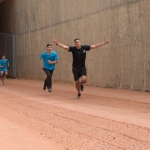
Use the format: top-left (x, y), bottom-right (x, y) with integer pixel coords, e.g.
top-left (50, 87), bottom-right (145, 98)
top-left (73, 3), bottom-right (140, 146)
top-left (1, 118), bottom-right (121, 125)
top-left (49, 70), bottom-right (53, 90)
top-left (75, 80), bottom-right (81, 98)
top-left (80, 75), bottom-right (87, 91)
top-left (43, 69), bottom-right (52, 92)
top-left (43, 79), bottom-right (47, 90)
top-left (4, 71), bottom-right (8, 79)
top-left (43, 69), bottom-right (50, 91)
top-left (75, 80), bottom-right (80, 93)
top-left (43, 68), bottom-right (48, 90)
top-left (79, 68), bottom-right (87, 91)
top-left (1, 71), bottom-right (4, 85)
top-left (72, 69), bottom-right (81, 98)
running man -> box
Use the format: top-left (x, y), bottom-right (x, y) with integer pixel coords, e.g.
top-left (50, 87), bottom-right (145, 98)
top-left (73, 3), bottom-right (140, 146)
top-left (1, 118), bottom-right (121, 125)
top-left (53, 38), bottom-right (109, 98)
top-left (0, 54), bottom-right (9, 85)
top-left (39, 44), bottom-right (59, 92)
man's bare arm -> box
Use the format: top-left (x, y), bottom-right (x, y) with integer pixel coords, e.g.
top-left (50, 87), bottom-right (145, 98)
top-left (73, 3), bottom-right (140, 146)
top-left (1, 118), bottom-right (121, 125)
top-left (90, 40), bottom-right (109, 49)
top-left (48, 60), bottom-right (59, 64)
top-left (53, 38), bottom-right (69, 51)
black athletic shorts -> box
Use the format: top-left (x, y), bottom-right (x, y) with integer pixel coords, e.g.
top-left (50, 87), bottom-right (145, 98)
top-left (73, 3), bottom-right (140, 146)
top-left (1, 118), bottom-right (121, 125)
top-left (72, 68), bottom-right (87, 81)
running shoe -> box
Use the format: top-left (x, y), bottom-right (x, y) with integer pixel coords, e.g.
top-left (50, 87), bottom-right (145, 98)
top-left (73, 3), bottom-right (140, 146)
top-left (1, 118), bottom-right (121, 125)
top-left (80, 85), bottom-right (84, 91)
top-left (48, 88), bottom-right (52, 92)
top-left (77, 93), bottom-right (81, 99)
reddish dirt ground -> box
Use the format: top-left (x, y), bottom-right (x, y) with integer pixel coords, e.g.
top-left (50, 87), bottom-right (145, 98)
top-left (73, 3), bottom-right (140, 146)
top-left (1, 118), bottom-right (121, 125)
top-left (0, 79), bottom-right (150, 150)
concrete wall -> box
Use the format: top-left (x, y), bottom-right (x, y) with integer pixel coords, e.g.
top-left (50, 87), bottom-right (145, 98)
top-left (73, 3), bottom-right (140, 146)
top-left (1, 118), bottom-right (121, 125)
top-left (12, 0), bottom-right (150, 91)
top-left (0, 1), bottom-right (12, 33)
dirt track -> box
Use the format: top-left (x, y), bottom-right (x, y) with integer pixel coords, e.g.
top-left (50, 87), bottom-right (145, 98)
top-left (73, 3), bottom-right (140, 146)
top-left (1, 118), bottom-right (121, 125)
top-left (0, 79), bottom-right (150, 150)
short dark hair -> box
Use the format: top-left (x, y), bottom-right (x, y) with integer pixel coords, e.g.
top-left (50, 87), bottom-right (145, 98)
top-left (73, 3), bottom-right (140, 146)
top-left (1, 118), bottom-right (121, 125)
top-left (74, 38), bottom-right (80, 42)
top-left (2, 54), bottom-right (5, 57)
top-left (46, 44), bottom-right (52, 47)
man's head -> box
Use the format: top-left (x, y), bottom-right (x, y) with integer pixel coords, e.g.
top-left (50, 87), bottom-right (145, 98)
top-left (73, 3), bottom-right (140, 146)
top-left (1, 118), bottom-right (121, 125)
top-left (2, 54), bottom-right (5, 59)
top-left (46, 44), bottom-right (52, 53)
top-left (74, 38), bottom-right (81, 49)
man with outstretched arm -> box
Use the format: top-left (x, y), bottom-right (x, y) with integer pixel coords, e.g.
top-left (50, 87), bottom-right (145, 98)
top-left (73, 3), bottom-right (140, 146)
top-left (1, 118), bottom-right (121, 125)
top-left (53, 38), bottom-right (109, 98)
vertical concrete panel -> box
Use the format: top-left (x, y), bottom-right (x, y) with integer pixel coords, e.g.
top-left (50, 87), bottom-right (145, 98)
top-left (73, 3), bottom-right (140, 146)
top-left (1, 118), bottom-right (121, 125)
top-left (29, 0), bottom-right (38, 32)
top-left (88, 13), bottom-right (101, 86)
top-left (0, 2), bottom-right (11, 33)
top-left (59, 23), bottom-right (72, 83)
top-left (140, 0), bottom-right (150, 90)
top-left (128, 2), bottom-right (142, 45)
top-left (29, 31), bottom-right (38, 79)
top-left (118, 5), bottom-right (131, 88)
top-left (38, 29), bottom-right (48, 80)
top-left (99, 7), bottom-right (112, 87)
top-left (84, 15), bottom-right (95, 85)
top-left (140, 0), bottom-right (150, 42)
top-left (61, 0), bottom-right (77, 22)
top-left (142, 44), bottom-right (150, 90)
top-left (38, 0), bottom-right (46, 28)
top-left (15, 34), bottom-right (20, 78)
top-left (130, 45), bottom-right (144, 90)
top-left (110, 5), bottom-right (122, 88)
top-left (128, 2), bottom-right (144, 90)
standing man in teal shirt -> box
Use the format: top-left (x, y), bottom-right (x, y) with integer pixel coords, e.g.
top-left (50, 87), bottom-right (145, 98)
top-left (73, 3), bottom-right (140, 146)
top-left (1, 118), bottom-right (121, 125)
top-left (0, 54), bottom-right (9, 85)
top-left (39, 44), bottom-right (59, 92)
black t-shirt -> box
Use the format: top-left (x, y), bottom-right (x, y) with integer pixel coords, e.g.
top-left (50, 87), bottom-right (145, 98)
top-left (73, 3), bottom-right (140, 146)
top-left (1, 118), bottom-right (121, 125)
top-left (69, 45), bottom-right (90, 69)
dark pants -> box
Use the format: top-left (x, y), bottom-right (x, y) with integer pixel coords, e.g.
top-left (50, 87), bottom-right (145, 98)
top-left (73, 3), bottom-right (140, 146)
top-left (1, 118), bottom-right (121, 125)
top-left (43, 69), bottom-right (53, 89)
